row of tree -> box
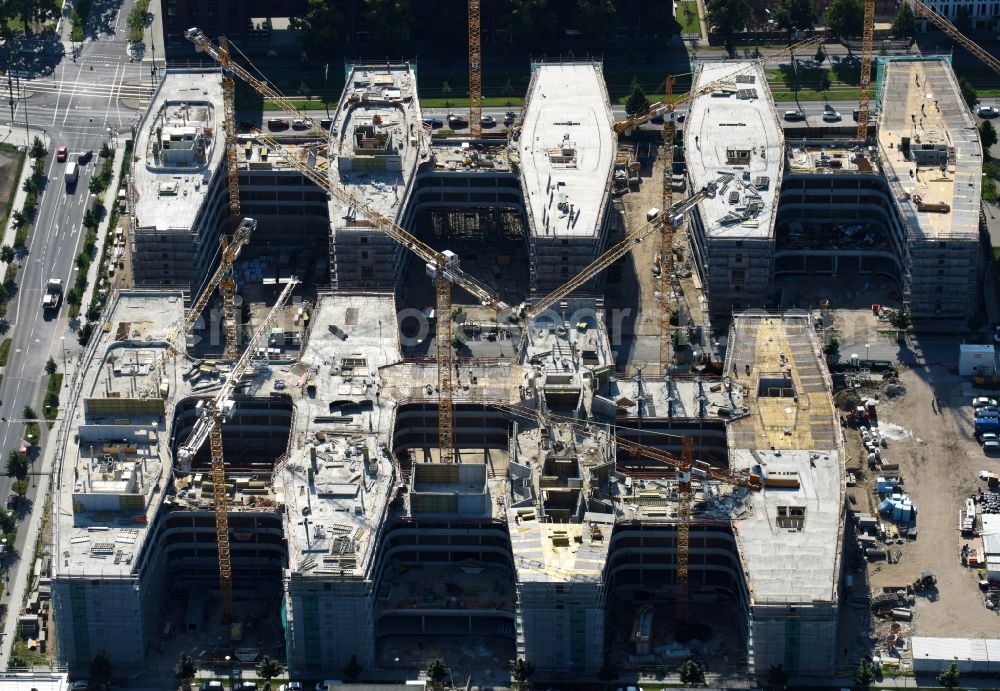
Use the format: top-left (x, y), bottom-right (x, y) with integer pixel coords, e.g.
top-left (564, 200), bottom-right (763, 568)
top-left (290, 0), bottom-right (680, 54)
top-left (0, 0), bottom-right (55, 35)
top-left (706, 0), bottom-right (923, 55)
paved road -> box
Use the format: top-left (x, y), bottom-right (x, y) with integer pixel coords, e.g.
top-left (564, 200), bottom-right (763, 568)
top-left (0, 0), bottom-right (149, 661)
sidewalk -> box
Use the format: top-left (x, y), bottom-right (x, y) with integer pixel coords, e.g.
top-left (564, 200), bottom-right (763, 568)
top-left (76, 142), bottom-right (127, 326)
top-left (0, 127), bottom-right (51, 299)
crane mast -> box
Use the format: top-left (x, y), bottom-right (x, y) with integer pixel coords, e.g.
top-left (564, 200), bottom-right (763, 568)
top-left (857, 0), bottom-right (876, 140)
top-left (468, 0), bottom-right (482, 139)
top-left (659, 76), bottom-right (676, 376)
top-left (908, 0), bottom-right (1000, 75)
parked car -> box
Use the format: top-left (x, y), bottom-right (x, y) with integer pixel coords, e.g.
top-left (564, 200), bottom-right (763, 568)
top-left (267, 118), bottom-right (290, 130)
top-left (235, 683), bottom-right (257, 690)
top-left (56, 146), bottom-right (68, 162)
top-left (77, 149), bottom-right (93, 164)
top-left (447, 114), bottom-right (468, 128)
top-left (822, 109), bottom-right (842, 122)
top-left (981, 433), bottom-right (1000, 443)
top-left (200, 683), bottom-right (224, 691)
top-left (68, 682), bottom-right (89, 690)
top-left (480, 114), bottom-right (496, 127)
top-left (984, 439), bottom-right (1000, 454)
top-left (503, 111), bottom-right (517, 125)
top-left (278, 684), bottom-right (303, 691)
top-left (320, 118), bottom-right (333, 130)
top-left (316, 682), bottom-right (343, 691)
top-left (422, 117), bottom-right (443, 129)
top-left (6, 494), bottom-right (17, 509)
top-left (973, 397), bottom-right (998, 408)
top-left (978, 105), bottom-right (1000, 118)
top-left (292, 118), bottom-right (308, 130)
top-left (784, 110), bottom-right (805, 121)
top-left (650, 113), bottom-right (664, 124)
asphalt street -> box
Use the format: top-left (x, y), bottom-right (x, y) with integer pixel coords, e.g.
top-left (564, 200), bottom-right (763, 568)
top-left (0, 0), bottom-right (150, 660)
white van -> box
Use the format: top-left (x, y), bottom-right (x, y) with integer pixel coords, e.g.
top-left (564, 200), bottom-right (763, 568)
top-left (65, 161), bottom-right (78, 185)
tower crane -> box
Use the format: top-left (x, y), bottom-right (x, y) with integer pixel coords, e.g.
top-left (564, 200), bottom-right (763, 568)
top-left (857, 0), bottom-right (876, 140)
top-left (139, 218), bottom-right (257, 398)
top-left (612, 36), bottom-right (823, 134)
top-left (183, 26), bottom-right (510, 464)
top-left (176, 278), bottom-right (299, 624)
top-left (477, 398), bottom-right (761, 629)
top-left (521, 177), bottom-right (725, 322)
top-left (248, 130), bottom-right (508, 463)
top-left (468, 0), bottom-right (482, 138)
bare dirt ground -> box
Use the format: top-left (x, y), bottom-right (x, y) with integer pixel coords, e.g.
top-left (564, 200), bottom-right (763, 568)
top-left (825, 303), bottom-right (1000, 663)
top-left (0, 147), bottom-right (23, 224)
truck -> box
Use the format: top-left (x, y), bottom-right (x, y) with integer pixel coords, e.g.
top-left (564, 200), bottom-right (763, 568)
top-left (42, 279), bottom-right (63, 310)
top-left (65, 161), bottom-right (78, 185)
top-left (974, 417), bottom-right (1000, 436)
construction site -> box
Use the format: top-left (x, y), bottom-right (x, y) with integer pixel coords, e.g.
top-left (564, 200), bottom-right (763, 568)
top-left (41, 0), bottom-right (1000, 685)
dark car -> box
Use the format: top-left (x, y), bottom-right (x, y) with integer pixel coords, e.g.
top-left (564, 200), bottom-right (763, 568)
top-left (6, 494), bottom-right (17, 510)
top-left (447, 114), bottom-right (468, 129)
top-left (422, 117), bottom-right (443, 129)
top-left (267, 118), bottom-right (290, 130)
top-left (320, 118), bottom-right (333, 130)
top-left (77, 149), bottom-right (93, 164)
top-left (503, 111), bottom-right (516, 125)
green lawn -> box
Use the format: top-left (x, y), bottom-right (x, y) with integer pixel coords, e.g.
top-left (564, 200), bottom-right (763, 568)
top-left (986, 174), bottom-right (998, 204)
top-left (43, 374), bottom-right (62, 427)
top-left (0, 339), bottom-right (11, 367)
top-left (676, 0), bottom-right (701, 34)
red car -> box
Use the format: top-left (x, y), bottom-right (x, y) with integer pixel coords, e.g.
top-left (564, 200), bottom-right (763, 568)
top-left (56, 146), bottom-right (68, 162)
top-left (267, 118), bottom-right (290, 130)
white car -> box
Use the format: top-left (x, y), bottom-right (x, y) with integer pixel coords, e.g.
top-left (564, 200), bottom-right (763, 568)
top-left (822, 110), bottom-right (842, 122)
top-left (480, 115), bottom-right (496, 127)
top-left (974, 397), bottom-right (998, 408)
top-left (978, 105), bottom-right (1000, 118)
top-left (69, 683), bottom-right (89, 691)
top-left (279, 684), bottom-right (303, 691)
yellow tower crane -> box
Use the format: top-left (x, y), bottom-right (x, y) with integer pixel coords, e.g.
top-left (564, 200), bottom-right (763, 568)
top-left (177, 279), bottom-right (299, 624)
top-left (469, 0), bottom-right (482, 138)
top-left (857, 0), bottom-right (876, 140)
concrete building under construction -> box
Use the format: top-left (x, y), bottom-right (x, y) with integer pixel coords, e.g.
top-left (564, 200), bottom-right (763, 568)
top-left (50, 52), bottom-right (988, 681)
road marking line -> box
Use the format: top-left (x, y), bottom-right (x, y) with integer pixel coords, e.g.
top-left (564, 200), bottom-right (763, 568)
top-left (61, 59), bottom-right (87, 126)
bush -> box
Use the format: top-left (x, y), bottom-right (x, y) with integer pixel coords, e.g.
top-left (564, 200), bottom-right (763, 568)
top-left (78, 322), bottom-right (94, 346)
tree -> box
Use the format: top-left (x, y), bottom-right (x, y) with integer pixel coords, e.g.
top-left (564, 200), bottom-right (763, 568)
top-left (342, 654), bottom-right (363, 682)
top-left (891, 2), bottom-right (916, 39)
top-left (677, 658), bottom-right (706, 686)
top-left (772, 0), bottom-right (815, 43)
top-left (290, 0), bottom-right (343, 53)
top-left (6, 450), bottom-right (28, 480)
top-left (890, 309), bottom-right (910, 332)
top-left (815, 45), bottom-right (826, 63)
top-left (45, 356), bottom-right (57, 375)
top-left (624, 78), bottom-right (650, 117)
top-left (29, 136), bottom-right (46, 159)
top-left (576, 0), bottom-right (617, 39)
top-left (12, 479), bottom-right (28, 497)
top-left (504, 0), bottom-right (553, 42)
top-left (100, 141), bottom-right (112, 158)
top-left (90, 652), bottom-right (113, 689)
top-left (256, 655), bottom-right (284, 690)
top-left (766, 664), bottom-right (789, 690)
top-left (937, 662), bottom-right (960, 689)
top-left (174, 652), bottom-right (197, 684)
top-left (855, 657), bottom-right (876, 689)
top-left (954, 5), bottom-right (973, 35)
top-left (981, 120), bottom-right (998, 153)
top-left (11, 210), bottom-right (27, 230)
top-left (0, 246), bottom-right (14, 264)
top-left (960, 76), bottom-right (979, 110)
top-left (511, 658), bottom-right (534, 684)
top-left (364, 0), bottom-right (411, 43)
top-left (426, 658), bottom-right (450, 685)
top-left (705, 0), bottom-right (752, 57)
top-left (0, 507), bottom-right (14, 534)
top-left (23, 405), bottom-right (37, 420)
top-left (823, 0), bottom-right (864, 40)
